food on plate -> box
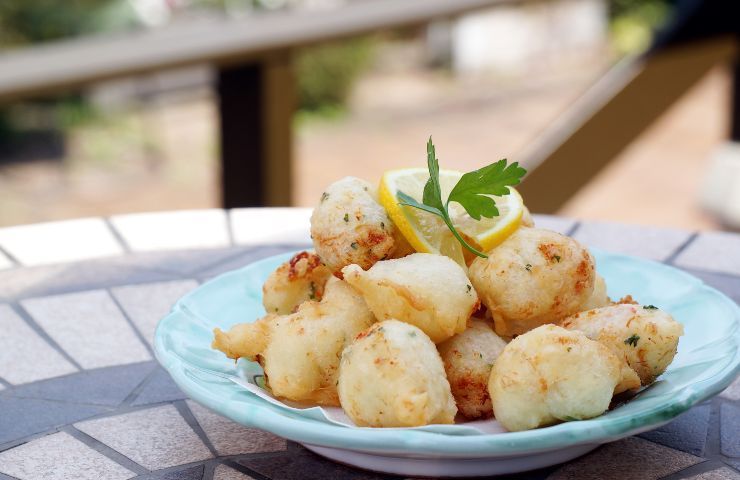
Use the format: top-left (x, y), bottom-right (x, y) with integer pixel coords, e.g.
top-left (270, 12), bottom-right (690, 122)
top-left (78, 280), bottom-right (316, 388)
top-left (210, 137), bottom-right (686, 431)
top-left (468, 227), bottom-right (596, 337)
top-left (212, 277), bottom-right (375, 406)
top-left (580, 274), bottom-right (610, 311)
top-left (337, 320), bottom-right (457, 427)
top-left (561, 304), bottom-right (684, 385)
top-left (262, 251), bottom-right (333, 314)
top-left (342, 253), bottom-right (479, 343)
top-left (437, 318), bottom-right (508, 419)
top-left (310, 176), bottom-right (412, 275)
top-left (489, 324), bottom-right (630, 431)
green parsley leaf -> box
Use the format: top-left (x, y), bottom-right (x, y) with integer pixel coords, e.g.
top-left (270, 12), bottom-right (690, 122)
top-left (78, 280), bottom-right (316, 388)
top-left (448, 159), bottom-right (527, 220)
top-left (643, 305), bottom-right (658, 310)
top-left (624, 334), bottom-right (640, 347)
top-left (343, 213), bottom-right (349, 222)
top-left (397, 137), bottom-right (527, 258)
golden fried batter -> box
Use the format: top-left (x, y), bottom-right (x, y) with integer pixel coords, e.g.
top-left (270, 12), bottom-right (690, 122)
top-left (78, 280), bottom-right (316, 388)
top-left (212, 277), bottom-right (375, 406)
top-left (262, 251), bottom-right (332, 314)
top-left (437, 318), bottom-right (507, 419)
top-left (342, 253), bottom-right (479, 343)
top-left (338, 320), bottom-right (457, 427)
top-left (489, 324), bottom-right (628, 431)
top-left (561, 304), bottom-right (683, 385)
top-left (469, 227), bottom-right (595, 337)
top-left (310, 177), bottom-right (412, 275)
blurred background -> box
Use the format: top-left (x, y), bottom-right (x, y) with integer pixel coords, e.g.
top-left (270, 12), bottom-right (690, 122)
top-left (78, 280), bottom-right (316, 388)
top-left (0, 0), bottom-right (737, 231)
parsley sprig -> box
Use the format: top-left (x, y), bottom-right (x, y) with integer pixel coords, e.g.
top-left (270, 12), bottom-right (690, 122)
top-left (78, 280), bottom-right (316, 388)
top-left (398, 137), bottom-right (526, 258)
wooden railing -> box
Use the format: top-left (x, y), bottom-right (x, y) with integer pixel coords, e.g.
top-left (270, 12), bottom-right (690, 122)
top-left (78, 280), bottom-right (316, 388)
top-left (0, 0), bottom-right (521, 207)
top-left (0, 0), bottom-right (737, 210)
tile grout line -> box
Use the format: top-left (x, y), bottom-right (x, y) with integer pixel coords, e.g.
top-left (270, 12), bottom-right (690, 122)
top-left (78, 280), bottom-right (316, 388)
top-left (657, 459), bottom-right (716, 480)
top-left (106, 289), bottom-right (156, 358)
top-left (565, 221), bottom-right (581, 237)
top-left (223, 459), bottom-right (273, 480)
top-left (63, 425), bottom-right (150, 476)
top-left (0, 472), bottom-right (21, 480)
top-left (663, 232), bottom-right (699, 265)
top-left (119, 363), bottom-right (160, 407)
top-left (225, 209), bottom-right (235, 247)
top-left (201, 460), bottom-right (216, 480)
top-left (172, 400), bottom-right (219, 458)
top-left (103, 217), bottom-right (132, 254)
top-left (9, 302), bottom-right (84, 372)
top-left (0, 244), bottom-right (20, 267)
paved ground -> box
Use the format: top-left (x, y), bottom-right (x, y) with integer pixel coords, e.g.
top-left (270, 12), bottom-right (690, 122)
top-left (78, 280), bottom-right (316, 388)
top-left (0, 210), bottom-right (738, 480)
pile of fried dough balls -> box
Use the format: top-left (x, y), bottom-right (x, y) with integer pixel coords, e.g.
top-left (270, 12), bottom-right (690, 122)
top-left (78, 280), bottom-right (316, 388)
top-left (213, 177), bottom-right (684, 431)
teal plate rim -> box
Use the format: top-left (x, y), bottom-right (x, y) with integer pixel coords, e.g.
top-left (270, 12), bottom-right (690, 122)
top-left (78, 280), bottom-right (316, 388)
top-left (154, 248), bottom-right (740, 457)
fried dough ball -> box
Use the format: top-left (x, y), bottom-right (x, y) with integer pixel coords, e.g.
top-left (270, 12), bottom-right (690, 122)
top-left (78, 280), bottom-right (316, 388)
top-left (437, 318), bottom-right (507, 419)
top-left (561, 304), bottom-right (684, 385)
top-left (580, 274), bottom-right (610, 311)
top-left (469, 227), bottom-right (595, 337)
top-left (342, 253), bottom-right (479, 343)
top-left (262, 251), bottom-right (333, 314)
top-left (310, 177), bottom-right (411, 274)
top-left (212, 277), bottom-right (375, 406)
top-left (338, 320), bottom-right (457, 427)
top-left (489, 324), bottom-right (627, 431)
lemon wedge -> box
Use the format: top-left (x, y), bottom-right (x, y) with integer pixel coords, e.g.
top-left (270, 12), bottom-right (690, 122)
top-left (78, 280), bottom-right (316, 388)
top-left (379, 168), bottom-right (524, 262)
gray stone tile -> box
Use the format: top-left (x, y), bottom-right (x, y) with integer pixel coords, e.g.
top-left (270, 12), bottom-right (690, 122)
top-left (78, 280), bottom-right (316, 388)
top-left (110, 210), bottom-right (230, 252)
top-left (131, 367), bottom-right (187, 406)
top-left (111, 280), bottom-right (198, 347)
top-left (239, 450), bottom-right (395, 480)
top-left (639, 404), bottom-right (711, 456)
top-left (21, 290), bottom-right (151, 369)
top-left (546, 437), bottom-right (702, 480)
top-left (10, 362), bottom-right (155, 407)
top-left (75, 404), bottom-right (213, 470)
top-left (187, 400), bottom-right (286, 456)
top-left (674, 231), bottom-right (740, 276)
top-left (531, 214), bottom-right (577, 235)
top-left (198, 245), bottom-right (309, 279)
top-left (0, 395), bottom-right (110, 445)
top-left (685, 467), bottom-right (740, 479)
top-left (148, 465), bottom-right (204, 480)
top-left (0, 304), bottom-right (78, 384)
top-left (721, 403), bottom-right (740, 458)
top-left (726, 459), bottom-right (740, 472)
top-left (721, 375), bottom-right (740, 401)
top-left (0, 260), bottom-right (177, 302)
top-left (0, 431), bottom-right (135, 480)
top-left (0, 218), bottom-right (124, 266)
top-left (214, 464), bottom-right (255, 480)
top-left (230, 208), bottom-right (312, 245)
top-left (571, 221), bottom-right (692, 261)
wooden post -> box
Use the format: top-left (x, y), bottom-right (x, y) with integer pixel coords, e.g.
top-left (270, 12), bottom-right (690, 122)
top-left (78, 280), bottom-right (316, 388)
top-left (217, 53), bottom-right (294, 208)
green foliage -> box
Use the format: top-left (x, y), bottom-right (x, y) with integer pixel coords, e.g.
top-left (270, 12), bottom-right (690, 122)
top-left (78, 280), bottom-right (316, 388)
top-left (296, 38), bottom-right (375, 113)
top-left (608, 0), bottom-right (672, 54)
top-left (0, 0), bottom-right (126, 48)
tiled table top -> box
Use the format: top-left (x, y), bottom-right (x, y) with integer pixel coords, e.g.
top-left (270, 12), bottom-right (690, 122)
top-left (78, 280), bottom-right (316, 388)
top-left (0, 209), bottom-right (738, 480)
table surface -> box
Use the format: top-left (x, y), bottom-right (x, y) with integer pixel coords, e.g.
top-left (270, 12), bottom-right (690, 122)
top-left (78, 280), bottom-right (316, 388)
top-left (0, 208), bottom-right (738, 480)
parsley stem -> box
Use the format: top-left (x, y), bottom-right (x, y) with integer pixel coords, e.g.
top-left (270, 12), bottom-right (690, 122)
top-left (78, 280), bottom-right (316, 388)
top-left (439, 209), bottom-right (488, 258)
